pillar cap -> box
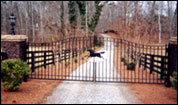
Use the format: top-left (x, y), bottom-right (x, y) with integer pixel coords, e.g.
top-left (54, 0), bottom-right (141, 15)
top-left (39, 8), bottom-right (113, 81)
top-left (170, 37), bottom-right (177, 44)
top-left (1, 35), bottom-right (28, 42)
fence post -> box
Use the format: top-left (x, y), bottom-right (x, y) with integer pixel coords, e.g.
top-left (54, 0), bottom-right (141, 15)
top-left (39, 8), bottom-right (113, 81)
top-left (44, 52), bottom-right (46, 69)
top-left (75, 50), bottom-right (77, 57)
top-left (65, 50), bottom-right (67, 62)
top-left (94, 35), bottom-right (97, 49)
top-left (72, 50), bottom-right (75, 58)
top-left (144, 54), bottom-right (147, 70)
top-left (31, 52), bottom-right (35, 72)
top-left (160, 57), bottom-right (165, 80)
top-left (166, 44), bottom-right (171, 87)
top-left (150, 55), bottom-right (154, 74)
top-left (52, 52), bottom-right (55, 65)
top-left (58, 53), bottom-right (60, 62)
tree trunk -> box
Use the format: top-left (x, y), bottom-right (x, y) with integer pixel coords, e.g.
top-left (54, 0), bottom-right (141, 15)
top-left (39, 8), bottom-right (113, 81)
top-left (158, 1), bottom-right (162, 43)
top-left (85, 1), bottom-right (88, 36)
top-left (149, 1), bottom-right (156, 36)
top-left (31, 1), bottom-right (35, 42)
top-left (40, 1), bottom-right (44, 42)
top-left (171, 4), bottom-right (177, 37)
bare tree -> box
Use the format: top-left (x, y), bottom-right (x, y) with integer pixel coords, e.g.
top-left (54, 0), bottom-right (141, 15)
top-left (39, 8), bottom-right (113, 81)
top-left (39, 1), bottom-right (44, 42)
top-left (149, 1), bottom-right (156, 36)
top-left (31, 1), bottom-right (35, 42)
top-left (85, 1), bottom-right (88, 36)
top-left (172, 3), bottom-right (177, 37)
top-left (1, 1), bottom-right (177, 43)
top-left (158, 1), bottom-right (162, 43)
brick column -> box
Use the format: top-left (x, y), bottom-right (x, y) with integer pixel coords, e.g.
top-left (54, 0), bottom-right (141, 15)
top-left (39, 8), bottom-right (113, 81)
top-left (166, 37), bottom-right (177, 87)
top-left (169, 37), bottom-right (177, 75)
top-left (1, 35), bottom-right (28, 61)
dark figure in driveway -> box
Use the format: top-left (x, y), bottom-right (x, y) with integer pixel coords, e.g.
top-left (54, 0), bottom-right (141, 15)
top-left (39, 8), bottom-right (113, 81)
top-left (87, 49), bottom-right (105, 59)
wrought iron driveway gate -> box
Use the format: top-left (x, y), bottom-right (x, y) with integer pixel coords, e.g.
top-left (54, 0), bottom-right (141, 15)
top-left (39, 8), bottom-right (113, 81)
top-left (27, 35), bottom-right (169, 84)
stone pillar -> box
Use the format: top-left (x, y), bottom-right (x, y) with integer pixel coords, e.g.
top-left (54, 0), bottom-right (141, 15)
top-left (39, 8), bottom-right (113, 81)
top-left (1, 35), bottom-right (28, 61)
top-left (169, 37), bottom-right (177, 75)
top-left (166, 37), bottom-right (177, 87)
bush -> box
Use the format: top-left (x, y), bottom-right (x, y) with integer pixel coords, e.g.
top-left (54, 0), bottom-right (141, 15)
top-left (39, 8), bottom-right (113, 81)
top-left (1, 59), bottom-right (31, 91)
top-left (173, 72), bottom-right (177, 90)
top-left (127, 62), bottom-right (136, 70)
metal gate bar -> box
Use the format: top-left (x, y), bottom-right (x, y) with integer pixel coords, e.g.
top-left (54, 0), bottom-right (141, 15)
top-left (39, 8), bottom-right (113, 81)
top-left (26, 35), bottom-right (168, 84)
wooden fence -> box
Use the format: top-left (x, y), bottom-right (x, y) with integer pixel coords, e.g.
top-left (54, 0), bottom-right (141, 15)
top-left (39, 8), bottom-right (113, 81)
top-left (26, 49), bottom-right (78, 72)
top-left (139, 53), bottom-right (168, 80)
top-left (27, 50), bottom-right (54, 72)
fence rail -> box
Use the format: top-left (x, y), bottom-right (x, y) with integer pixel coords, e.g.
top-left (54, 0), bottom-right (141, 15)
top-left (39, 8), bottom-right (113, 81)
top-left (139, 53), bottom-right (168, 80)
top-left (26, 49), bottom-right (79, 72)
top-left (27, 50), bottom-right (54, 72)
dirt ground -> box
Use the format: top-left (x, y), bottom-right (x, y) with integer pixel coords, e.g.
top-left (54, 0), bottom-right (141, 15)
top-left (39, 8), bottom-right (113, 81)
top-left (1, 79), bottom-right (61, 104)
top-left (127, 84), bottom-right (177, 104)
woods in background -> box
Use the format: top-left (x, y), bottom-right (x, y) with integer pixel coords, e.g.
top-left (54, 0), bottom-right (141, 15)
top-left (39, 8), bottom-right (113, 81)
top-left (1, 1), bottom-right (177, 44)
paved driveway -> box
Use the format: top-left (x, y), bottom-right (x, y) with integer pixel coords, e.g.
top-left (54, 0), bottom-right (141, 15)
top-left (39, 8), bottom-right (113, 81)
top-left (44, 34), bottom-right (142, 104)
